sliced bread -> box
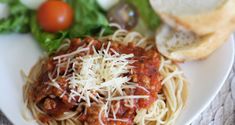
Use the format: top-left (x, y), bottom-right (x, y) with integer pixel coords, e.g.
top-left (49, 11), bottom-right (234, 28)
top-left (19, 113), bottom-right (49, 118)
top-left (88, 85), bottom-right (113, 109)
top-left (150, 0), bottom-right (235, 35)
top-left (156, 22), bottom-right (235, 61)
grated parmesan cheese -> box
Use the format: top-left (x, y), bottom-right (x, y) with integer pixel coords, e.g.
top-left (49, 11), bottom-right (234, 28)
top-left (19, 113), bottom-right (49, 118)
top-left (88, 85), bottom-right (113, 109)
top-left (48, 41), bottom-right (149, 123)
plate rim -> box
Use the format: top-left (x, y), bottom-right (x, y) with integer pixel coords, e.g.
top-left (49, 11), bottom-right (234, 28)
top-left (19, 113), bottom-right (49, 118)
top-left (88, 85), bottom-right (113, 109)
top-left (0, 35), bottom-right (234, 125)
top-left (185, 35), bottom-right (235, 125)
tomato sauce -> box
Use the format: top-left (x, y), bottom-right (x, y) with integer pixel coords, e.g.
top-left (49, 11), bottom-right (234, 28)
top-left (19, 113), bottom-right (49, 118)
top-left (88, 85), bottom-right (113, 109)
top-left (31, 38), bottom-right (162, 125)
top-left (116, 42), bottom-right (162, 109)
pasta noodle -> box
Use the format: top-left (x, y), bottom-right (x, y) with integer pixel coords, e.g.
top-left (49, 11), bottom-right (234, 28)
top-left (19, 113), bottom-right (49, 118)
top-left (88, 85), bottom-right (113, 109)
top-left (23, 29), bottom-right (187, 125)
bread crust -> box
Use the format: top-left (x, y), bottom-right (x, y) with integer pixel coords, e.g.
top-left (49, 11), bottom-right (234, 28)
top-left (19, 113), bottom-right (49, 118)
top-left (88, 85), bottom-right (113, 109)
top-left (156, 22), bottom-right (235, 61)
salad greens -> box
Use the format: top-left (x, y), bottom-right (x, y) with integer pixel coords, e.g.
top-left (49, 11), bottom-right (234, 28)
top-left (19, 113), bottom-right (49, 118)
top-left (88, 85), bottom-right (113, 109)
top-left (66, 0), bottom-right (113, 38)
top-left (30, 0), bottom-right (113, 53)
top-left (0, 0), bottom-right (161, 54)
top-left (0, 0), bottom-right (30, 33)
top-left (30, 14), bottom-right (68, 53)
top-left (0, 0), bottom-right (113, 54)
top-left (127, 0), bottom-right (161, 31)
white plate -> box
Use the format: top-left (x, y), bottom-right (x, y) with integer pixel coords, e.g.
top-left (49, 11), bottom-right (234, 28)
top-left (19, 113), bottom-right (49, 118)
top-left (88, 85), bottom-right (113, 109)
top-left (0, 34), bottom-right (234, 125)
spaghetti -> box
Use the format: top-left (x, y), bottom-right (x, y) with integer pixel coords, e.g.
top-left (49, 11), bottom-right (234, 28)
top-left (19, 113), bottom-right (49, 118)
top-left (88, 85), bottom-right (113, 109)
top-left (23, 29), bottom-right (187, 125)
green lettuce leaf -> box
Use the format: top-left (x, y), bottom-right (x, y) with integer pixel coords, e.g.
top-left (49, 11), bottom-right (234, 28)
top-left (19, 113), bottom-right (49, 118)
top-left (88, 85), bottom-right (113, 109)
top-left (65, 0), bottom-right (113, 38)
top-left (30, 13), bottom-right (68, 54)
top-left (127, 0), bottom-right (161, 31)
top-left (0, 0), bottom-right (30, 33)
top-left (0, 0), bottom-right (113, 54)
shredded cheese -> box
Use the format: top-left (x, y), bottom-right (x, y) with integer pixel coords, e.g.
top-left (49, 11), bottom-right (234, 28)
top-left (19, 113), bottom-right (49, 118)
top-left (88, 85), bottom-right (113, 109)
top-left (48, 42), bottom-right (149, 123)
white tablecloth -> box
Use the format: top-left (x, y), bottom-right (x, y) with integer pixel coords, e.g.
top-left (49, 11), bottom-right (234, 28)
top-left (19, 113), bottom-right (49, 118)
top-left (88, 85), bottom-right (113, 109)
top-left (191, 69), bottom-right (235, 125)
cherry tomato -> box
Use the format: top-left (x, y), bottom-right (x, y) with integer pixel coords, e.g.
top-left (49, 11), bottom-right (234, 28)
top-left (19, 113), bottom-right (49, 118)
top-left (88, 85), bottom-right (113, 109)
top-left (37, 0), bottom-right (73, 33)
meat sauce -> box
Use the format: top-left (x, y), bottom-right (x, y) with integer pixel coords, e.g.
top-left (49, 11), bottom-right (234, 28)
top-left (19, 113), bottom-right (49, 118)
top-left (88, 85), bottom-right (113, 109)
top-left (31, 37), bottom-right (162, 125)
